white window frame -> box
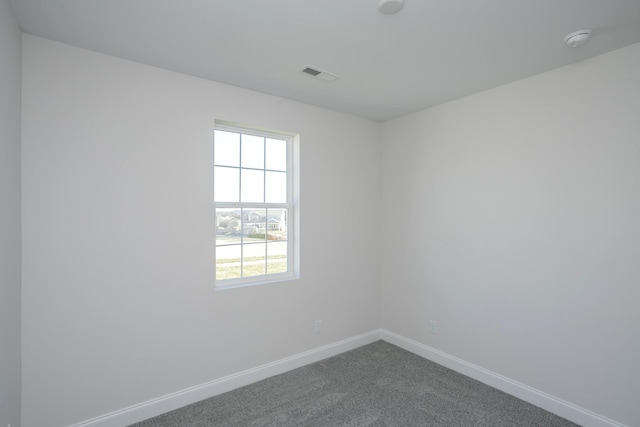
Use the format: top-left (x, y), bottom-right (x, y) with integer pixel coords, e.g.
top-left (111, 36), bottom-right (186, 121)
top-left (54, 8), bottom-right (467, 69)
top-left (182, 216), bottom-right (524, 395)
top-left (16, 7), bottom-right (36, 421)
top-left (214, 121), bottom-right (299, 289)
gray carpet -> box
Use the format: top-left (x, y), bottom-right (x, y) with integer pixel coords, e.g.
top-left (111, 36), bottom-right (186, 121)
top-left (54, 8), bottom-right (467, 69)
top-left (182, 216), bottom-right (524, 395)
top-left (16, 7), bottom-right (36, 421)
top-left (130, 341), bottom-right (579, 426)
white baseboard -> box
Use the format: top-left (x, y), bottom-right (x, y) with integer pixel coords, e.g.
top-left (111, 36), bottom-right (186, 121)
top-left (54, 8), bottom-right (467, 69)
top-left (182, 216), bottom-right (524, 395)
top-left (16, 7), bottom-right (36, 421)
top-left (380, 329), bottom-right (625, 427)
top-left (71, 329), bottom-right (624, 427)
top-left (71, 330), bottom-right (382, 427)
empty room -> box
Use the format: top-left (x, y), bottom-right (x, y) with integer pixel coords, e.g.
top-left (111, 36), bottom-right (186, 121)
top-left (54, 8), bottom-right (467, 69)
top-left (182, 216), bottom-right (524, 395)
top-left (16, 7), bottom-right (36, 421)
top-left (2, 0), bottom-right (640, 426)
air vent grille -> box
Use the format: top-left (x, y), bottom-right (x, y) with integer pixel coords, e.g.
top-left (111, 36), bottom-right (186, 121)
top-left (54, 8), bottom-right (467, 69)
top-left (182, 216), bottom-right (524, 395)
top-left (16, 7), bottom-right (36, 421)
top-left (298, 65), bottom-right (339, 82)
top-left (302, 67), bottom-right (321, 76)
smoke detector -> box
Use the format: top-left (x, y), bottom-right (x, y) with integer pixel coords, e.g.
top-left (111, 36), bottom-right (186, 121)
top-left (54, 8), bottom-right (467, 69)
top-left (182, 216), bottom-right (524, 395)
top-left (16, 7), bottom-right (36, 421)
top-left (565, 30), bottom-right (592, 48)
top-left (298, 66), bottom-right (339, 82)
top-left (378, 0), bottom-right (404, 14)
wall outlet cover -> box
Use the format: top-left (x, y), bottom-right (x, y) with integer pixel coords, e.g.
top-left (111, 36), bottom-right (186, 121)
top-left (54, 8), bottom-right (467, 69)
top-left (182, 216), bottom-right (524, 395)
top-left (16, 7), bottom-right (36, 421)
top-left (429, 320), bottom-right (438, 334)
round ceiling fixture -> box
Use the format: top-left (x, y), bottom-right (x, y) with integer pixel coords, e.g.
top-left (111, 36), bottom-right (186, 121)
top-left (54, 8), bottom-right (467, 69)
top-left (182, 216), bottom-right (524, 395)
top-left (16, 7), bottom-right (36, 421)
top-left (378, 0), bottom-right (404, 14)
top-left (565, 30), bottom-right (592, 48)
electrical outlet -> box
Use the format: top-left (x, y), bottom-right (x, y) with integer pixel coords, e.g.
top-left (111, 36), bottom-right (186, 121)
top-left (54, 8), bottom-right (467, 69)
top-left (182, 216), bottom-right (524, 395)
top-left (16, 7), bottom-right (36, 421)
top-left (429, 320), bottom-right (438, 334)
top-left (314, 320), bottom-right (322, 334)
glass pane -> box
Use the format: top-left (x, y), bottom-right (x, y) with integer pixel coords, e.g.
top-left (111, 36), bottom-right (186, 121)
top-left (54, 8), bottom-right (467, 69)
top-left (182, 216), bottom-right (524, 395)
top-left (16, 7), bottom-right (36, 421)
top-left (214, 130), bottom-right (240, 167)
top-left (266, 138), bottom-right (287, 171)
top-left (243, 208), bottom-right (266, 241)
top-left (214, 166), bottom-right (239, 202)
top-left (267, 241), bottom-right (287, 274)
top-left (266, 208), bottom-right (287, 241)
top-left (216, 208), bottom-right (242, 245)
top-left (241, 169), bottom-right (264, 203)
top-left (242, 243), bottom-right (266, 277)
top-left (265, 171), bottom-right (287, 203)
top-left (241, 134), bottom-right (264, 169)
top-left (216, 244), bottom-right (241, 280)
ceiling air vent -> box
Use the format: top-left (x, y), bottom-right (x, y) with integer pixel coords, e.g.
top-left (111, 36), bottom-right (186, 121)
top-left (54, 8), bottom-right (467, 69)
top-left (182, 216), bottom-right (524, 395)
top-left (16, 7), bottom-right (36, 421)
top-left (298, 65), bottom-right (339, 82)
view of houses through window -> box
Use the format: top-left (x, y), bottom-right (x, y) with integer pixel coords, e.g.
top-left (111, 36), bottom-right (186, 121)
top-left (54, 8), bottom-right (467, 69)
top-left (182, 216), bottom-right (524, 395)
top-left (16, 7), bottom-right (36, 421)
top-left (214, 124), bottom-right (293, 286)
top-left (215, 207), bottom-right (288, 279)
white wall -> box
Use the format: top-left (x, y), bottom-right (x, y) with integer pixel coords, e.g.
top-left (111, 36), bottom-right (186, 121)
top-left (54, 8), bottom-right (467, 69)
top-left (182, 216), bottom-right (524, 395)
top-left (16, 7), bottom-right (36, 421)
top-left (0, 1), bottom-right (22, 426)
top-left (381, 42), bottom-right (640, 426)
top-left (21, 35), bottom-right (381, 427)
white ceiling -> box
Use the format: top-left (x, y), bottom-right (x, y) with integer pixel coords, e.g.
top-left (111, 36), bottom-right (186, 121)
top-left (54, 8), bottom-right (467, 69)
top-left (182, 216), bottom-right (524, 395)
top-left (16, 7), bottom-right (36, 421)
top-left (10, 0), bottom-right (640, 121)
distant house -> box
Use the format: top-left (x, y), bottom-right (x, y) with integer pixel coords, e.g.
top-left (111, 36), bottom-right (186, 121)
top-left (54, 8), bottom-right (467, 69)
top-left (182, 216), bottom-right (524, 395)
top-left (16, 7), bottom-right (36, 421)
top-left (217, 209), bottom-right (287, 235)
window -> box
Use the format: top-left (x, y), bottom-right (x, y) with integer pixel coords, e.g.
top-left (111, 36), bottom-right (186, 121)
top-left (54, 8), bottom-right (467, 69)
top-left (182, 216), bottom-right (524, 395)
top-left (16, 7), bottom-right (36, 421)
top-left (214, 122), bottom-right (298, 288)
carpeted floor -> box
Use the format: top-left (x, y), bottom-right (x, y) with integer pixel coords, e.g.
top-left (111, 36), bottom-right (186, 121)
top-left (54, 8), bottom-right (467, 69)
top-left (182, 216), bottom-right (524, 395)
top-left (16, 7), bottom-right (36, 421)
top-left (130, 340), bottom-right (579, 426)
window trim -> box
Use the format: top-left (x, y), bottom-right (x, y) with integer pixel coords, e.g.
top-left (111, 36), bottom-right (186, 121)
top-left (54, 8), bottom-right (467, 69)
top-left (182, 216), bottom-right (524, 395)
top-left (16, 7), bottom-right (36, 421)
top-left (214, 121), bottom-right (299, 289)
